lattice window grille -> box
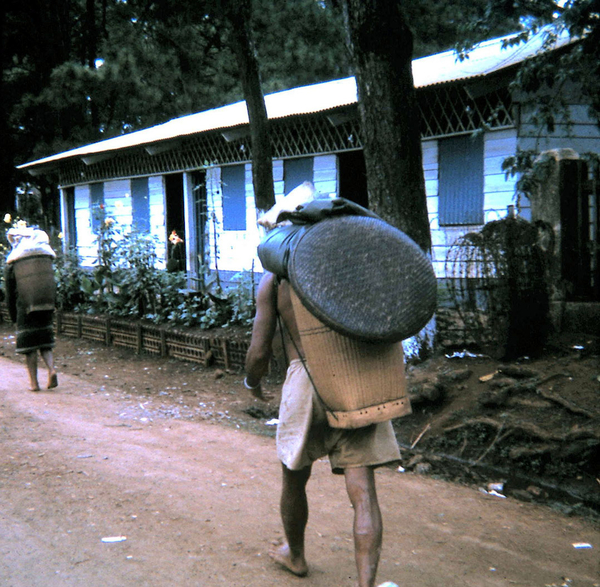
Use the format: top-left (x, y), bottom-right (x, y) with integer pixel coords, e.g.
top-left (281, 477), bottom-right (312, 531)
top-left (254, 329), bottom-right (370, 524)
top-left (57, 85), bottom-right (514, 187)
top-left (418, 86), bottom-right (514, 138)
top-left (58, 114), bottom-right (364, 186)
top-left (270, 115), bottom-right (364, 158)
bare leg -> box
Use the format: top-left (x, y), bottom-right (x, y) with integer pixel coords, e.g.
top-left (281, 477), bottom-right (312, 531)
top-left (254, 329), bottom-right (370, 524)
top-left (25, 352), bottom-right (40, 391)
top-left (268, 464), bottom-right (311, 577)
top-left (40, 349), bottom-right (58, 389)
top-left (344, 467), bottom-right (382, 587)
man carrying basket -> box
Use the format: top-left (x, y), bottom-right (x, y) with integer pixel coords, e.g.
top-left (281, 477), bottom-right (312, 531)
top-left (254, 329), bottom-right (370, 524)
top-left (245, 269), bottom-right (401, 587)
top-left (243, 182), bottom-right (431, 587)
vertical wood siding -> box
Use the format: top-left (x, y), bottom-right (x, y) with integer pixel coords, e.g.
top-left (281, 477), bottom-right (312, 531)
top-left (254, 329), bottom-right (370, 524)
top-left (518, 103), bottom-right (600, 154)
top-left (74, 184), bottom-right (95, 267)
top-left (426, 129), bottom-right (518, 277)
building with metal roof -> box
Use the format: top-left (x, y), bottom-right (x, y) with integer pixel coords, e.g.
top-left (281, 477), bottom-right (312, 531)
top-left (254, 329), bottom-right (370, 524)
top-left (18, 26), bottom-right (575, 174)
top-left (16, 26), bottom-right (599, 300)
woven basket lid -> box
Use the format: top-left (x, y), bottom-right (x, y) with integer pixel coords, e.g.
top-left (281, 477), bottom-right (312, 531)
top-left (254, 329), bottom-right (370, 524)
top-left (288, 216), bottom-right (437, 343)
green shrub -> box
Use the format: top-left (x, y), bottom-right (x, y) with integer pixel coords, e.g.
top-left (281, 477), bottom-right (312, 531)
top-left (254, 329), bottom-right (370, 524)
top-left (54, 247), bottom-right (90, 311)
top-left (3, 215), bottom-right (257, 331)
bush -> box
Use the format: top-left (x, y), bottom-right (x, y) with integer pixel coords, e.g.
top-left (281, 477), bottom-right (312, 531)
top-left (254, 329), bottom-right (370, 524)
top-left (2, 214), bottom-right (257, 331)
top-left (67, 217), bottom-right (255, 330)
top-left (54, 247), bottom-right (90, 311)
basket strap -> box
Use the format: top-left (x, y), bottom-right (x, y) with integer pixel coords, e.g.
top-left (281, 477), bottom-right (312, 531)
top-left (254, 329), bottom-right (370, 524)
top-left (274, 278), bottom-right (338, 422)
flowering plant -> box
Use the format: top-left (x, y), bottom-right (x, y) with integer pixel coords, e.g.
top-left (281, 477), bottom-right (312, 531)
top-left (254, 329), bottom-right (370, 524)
top-left (169, 230), bottom-right (183, 245)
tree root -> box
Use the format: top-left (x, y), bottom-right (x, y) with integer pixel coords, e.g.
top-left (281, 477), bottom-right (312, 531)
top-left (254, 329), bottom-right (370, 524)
top-left (444, 417), bottom-right (600, 444)
top-left (536, 388), bottom-right (598, 418)
top-left (507, 444), bottom-right (559, 460)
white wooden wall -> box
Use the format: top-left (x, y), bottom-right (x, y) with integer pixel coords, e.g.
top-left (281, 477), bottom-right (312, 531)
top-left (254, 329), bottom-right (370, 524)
top-left (69, 140), bottom-right (519, 280)
top-left (313, 154), bottom-right (338, 196)
top-left (205, 164), bottom-right (258, 275)
top-left (72, 177), bottom-right (167, 269)
top-left (484, 130), bottom-right (520, 221)
top-left (519, 103), bottom-right (600, 154)
top-left (149, 176), bottom-right (167, 268)
top-left (73, 184), bottom-right (95, 267)
top-left (205, 154), bottom-right (338, 276)
top-left (426, 128), bottom-right (518, 277)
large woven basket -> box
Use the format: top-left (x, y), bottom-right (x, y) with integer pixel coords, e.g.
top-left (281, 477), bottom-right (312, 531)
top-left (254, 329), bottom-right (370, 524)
top-left (12, 256), bottom-right (56, 313)
top-left (291, 291), bottom-right (411, 429)
top-left (288, 216), bottom-right (437, 343)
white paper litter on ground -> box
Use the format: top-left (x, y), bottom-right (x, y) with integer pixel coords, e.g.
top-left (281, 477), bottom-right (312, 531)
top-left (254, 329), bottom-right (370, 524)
top-left (101, 536), bottom-right (127, 543)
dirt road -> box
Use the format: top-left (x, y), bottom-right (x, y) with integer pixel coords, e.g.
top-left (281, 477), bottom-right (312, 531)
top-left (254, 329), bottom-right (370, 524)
top-left (1, 356), bottom-right (598, 587)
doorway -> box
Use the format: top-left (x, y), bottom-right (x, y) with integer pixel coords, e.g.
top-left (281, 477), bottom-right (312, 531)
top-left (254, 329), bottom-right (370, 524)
top-left (165, 173), bottom-right (185, 271)
top-left (560, 159), bottom-right (600, 301)
top-left (338, 150), bottom-right (369, 209)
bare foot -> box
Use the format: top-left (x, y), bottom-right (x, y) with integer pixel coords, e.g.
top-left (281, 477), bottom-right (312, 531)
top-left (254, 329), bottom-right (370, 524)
top-left (29, 385), bottom-right (40, 392)
top-left (47, 372), bottom-right (58, 389)
top-left (268, 540), bottom-right (308, 577)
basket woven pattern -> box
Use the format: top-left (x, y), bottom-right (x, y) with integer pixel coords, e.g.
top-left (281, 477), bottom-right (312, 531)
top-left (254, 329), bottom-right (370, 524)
top-left (13, 256), bottom-right (56, 313)
top-left (288, 216), bottom-right (436, 342)
top-left (291, 292), bottom-right (411, 429)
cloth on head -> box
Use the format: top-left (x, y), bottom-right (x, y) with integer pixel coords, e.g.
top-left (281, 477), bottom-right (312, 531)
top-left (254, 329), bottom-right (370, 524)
top-left (257, 181), bottom-right (318, 229)
top-left (6, 228), bottom-right (56, 264)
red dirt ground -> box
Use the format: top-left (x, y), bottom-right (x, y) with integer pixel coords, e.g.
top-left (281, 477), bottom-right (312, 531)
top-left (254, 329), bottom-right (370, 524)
top-left (0, 323), bottom-right (599, 586)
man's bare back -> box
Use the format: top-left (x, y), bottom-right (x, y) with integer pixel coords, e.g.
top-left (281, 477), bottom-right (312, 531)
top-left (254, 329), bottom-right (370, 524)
top-left (244, 272), bottom-right (302, 397)
top-left (275, 277), bottom-right (304, 362)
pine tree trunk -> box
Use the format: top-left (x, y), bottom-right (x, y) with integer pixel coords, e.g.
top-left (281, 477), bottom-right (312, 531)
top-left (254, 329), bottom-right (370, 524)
top-left (225, 0), bottom-right (275, 213)
top-left (340, 0), bottom-right (431, 253)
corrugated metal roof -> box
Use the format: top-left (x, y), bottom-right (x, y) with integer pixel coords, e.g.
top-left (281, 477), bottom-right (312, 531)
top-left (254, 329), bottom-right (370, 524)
top-left (18, 26), bottom-right (574, 170)
top-left (413, 26), bottom-right (573, 87)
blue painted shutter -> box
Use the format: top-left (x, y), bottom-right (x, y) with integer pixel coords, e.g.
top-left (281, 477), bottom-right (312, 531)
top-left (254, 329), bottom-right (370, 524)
top-left (438, 134), bottom-right (484, 226)
top-left (90, 182), bottom-right (104, 232)
top-left (131, 177), bottom-right (150, 233)
top-left (222, 165), bottom-right (246, 231)
top-left (284, 157), bottom-right (313, 194)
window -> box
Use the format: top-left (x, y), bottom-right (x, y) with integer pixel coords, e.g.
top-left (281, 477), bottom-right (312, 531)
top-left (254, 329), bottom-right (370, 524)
top-left (90, 182), bottom-right (104, 232)
top-left (284, 157), bottom-right (313, 195)
top-left (64, 186), bottom-right (77, 246)
top-left (221, 165), bottom-right (246, 231)
top-left (131, 177), bottom-right (150, 233)
top-left (438, 134), bottom-right (484, 226)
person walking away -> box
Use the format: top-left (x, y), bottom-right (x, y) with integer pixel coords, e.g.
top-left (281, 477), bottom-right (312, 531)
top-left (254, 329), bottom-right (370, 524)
top-left (244, 271), bottom-right (401, 587)
top-left (4, 226), bottom-right (58, 391)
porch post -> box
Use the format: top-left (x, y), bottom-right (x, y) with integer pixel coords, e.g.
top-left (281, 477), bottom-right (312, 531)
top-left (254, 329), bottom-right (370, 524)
top-left (59, 187), bottom-right (70, 253)
top-left (183, 172), bottom-right (198, 289)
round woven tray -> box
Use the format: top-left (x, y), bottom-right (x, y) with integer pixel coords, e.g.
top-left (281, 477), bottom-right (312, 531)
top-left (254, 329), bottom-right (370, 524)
top-left (288, 216), bottom-right (437, 342)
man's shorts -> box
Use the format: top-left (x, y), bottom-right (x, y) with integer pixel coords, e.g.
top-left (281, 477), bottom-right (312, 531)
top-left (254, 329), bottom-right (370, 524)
top-left (277, 359), bottom-right (401, 474)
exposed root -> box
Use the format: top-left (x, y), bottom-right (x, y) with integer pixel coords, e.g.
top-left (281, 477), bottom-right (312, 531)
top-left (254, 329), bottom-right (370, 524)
top-left (444, 417), bottom-right (600, 445)
top-left (536, 388), bottom-right (597, 418)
